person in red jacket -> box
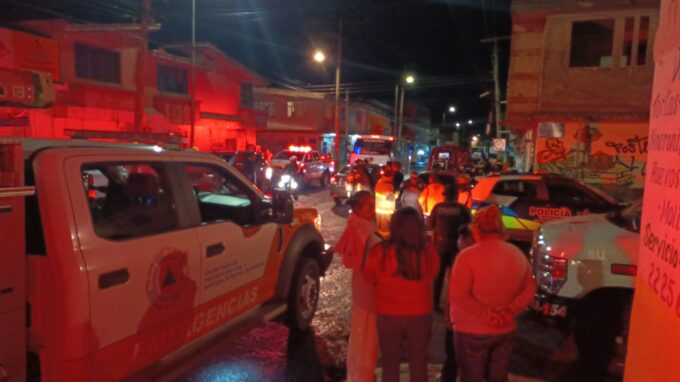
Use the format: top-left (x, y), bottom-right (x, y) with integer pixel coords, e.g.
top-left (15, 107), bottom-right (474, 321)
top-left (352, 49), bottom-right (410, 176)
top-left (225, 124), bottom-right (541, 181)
top-left (449, 205), bottom-right (536, 382)
top-left (363, 207), bottom-right (439, 382)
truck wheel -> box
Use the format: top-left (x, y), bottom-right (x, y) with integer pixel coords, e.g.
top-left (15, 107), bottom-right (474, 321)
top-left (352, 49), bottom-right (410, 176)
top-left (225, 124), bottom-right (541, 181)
top-left (319, 171), bottom-right (330, 187)
top-left (286, 258), bottom-right (320, 330)
top-left (574, 291), bottom-right (633, 377)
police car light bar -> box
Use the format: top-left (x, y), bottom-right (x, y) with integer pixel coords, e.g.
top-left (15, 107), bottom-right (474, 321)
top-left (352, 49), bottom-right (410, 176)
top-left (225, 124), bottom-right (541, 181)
top-left (288, 145), bottom-right (312, 153)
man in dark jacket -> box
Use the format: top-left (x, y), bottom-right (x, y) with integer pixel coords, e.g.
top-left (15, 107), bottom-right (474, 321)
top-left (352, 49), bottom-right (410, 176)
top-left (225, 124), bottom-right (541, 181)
top-left (430, 184), bottom-right (471, 311)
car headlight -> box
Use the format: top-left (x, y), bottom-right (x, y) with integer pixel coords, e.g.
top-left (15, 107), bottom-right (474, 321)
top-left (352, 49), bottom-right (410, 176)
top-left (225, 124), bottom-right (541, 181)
top-left (290, 180), bottom-right (298, 189)
top-left (265, 167), bottom-right (273, 180)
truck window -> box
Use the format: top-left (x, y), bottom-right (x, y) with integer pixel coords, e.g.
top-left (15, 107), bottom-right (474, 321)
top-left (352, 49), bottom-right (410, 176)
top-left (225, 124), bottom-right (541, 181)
top-left (184, 164), bottom-right (255, 226)
top-left (492, 180), bottom-right (539, 198)
top-left (81, 163), bottom-right (180, 240)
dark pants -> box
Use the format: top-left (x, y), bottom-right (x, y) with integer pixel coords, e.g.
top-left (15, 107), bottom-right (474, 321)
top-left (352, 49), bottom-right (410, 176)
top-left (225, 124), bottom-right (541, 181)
top-left (433, 242), bottom-right (456, 308)
top-left (376, 314), bottom-right (432, 382)
top-left (454, 331), bottom-right (513, 382)
top-left (440, 328), bottom-right (458, 382)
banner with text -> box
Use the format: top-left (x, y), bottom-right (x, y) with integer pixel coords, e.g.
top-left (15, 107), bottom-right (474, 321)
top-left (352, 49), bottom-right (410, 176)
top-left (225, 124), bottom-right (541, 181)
top-left (625, 1), bottom-right (680, 381)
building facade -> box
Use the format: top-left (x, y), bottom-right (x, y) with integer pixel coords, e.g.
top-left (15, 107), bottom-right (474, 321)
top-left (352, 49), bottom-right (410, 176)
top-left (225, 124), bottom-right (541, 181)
top-left (506, 0), bottom-right (659, 195)
top-left (253, 87), bottom-right (333, 154)
top-left (0, 20), bottom-right (267, 152)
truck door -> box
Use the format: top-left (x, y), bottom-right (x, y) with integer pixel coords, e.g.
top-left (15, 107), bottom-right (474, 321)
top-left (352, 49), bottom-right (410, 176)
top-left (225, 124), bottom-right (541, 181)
top-left (180, 163), bottom-right (279, 311)
top-left (0, 141), bottom-right (32, 382)
top-left (64, 157), bottom-right (202, 379)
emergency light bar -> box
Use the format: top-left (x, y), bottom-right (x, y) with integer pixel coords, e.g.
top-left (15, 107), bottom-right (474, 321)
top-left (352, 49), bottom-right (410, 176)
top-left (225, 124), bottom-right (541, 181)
top-left (65, 129), bottom-right (183, 147)
top-left (288, 145), bottom-right (312, 153)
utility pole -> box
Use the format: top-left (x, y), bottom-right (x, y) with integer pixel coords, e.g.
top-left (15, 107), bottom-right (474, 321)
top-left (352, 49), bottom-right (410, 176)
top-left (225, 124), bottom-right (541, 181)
top-left (134, 0), bottom-right (151, 133)
top-left (333, 19), bottom-right (343, 165)
top-left (190, 0), bottom-right (197, 148)
top-left (480, 36), bottom-right (510, 139)
top-left (398, 86), bottom-right (405, 140)
top-left (393, 84), bottom-right (399, 135)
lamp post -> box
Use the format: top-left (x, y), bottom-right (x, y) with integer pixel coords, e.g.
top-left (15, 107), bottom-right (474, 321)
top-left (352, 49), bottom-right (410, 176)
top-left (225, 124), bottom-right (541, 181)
top-left (313, 21), bottom-right (343, 165)
top-left (395, 73), bottom-right (415, 140)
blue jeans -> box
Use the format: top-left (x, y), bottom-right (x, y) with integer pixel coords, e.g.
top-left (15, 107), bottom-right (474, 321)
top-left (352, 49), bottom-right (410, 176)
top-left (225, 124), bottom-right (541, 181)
top-left (376, 314), bottom-right (432, 382)
top-left (454, 331), bottom-right (513, 382)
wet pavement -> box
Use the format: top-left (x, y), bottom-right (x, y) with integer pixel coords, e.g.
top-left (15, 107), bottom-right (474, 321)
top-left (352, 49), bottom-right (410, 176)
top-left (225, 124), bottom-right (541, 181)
top-left (165, 186), bottom-right (616, 382)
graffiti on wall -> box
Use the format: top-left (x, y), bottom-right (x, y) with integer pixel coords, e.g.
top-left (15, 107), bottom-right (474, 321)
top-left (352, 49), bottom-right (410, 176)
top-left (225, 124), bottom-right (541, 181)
top-left (535, 123), bottom-right (648, 188)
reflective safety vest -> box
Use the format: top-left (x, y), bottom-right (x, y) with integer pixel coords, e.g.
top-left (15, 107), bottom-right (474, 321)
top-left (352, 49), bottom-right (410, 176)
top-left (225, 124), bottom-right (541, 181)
top-left (419, 182), bottom-right (446, 215)
top-left (375, 179), bottom-right (396, 215)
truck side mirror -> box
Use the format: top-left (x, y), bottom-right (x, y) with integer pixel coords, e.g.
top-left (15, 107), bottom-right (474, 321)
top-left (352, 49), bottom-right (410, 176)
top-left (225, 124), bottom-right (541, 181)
top-left (271, 189), bottom-right (294, 224)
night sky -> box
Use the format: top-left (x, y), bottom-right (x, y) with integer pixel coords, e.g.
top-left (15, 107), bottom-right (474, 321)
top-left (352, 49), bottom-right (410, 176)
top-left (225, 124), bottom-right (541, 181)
top-left (1, 0), bottom-right (511, 133)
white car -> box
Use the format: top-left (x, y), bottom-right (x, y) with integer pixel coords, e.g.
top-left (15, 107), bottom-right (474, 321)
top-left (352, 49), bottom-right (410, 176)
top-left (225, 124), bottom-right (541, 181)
top-left (531, 199), bottom-right (641, 375)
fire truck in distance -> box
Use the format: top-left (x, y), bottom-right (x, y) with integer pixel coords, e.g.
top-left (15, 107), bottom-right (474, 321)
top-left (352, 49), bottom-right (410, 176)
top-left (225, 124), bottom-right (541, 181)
top-left (0, 136), bottom-right (331, 381)
top-left (427, 144), bottom-right (471, 171)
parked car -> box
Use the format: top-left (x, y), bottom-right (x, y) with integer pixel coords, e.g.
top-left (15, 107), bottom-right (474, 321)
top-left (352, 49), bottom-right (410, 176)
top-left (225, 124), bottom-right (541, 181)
top-left (329, 163), bottom-right (382, 206)
top-left (0, 138), bottom-right (331, 381)
top-left (269, 146), bottom-right (333, 187)
top-left (471, 173), bottom-right (624, 246)
top-left (226, 151), bottom-right (269, 190)
top-left (531, 199), bottom-right (641, 375)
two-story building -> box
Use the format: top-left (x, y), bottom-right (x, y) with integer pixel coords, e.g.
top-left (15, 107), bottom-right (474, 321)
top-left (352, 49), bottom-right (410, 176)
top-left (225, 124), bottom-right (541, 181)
top-left (0, 20), bottom-right (267, 151)
top-left (253, 87), bottom-right (333, 154)
top-left (506, 0), bottom-right (659, 195)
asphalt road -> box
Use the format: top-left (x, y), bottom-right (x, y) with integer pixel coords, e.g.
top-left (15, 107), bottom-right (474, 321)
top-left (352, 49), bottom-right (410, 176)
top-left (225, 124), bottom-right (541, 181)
top-left (162, 186), bottom-right (614, 382)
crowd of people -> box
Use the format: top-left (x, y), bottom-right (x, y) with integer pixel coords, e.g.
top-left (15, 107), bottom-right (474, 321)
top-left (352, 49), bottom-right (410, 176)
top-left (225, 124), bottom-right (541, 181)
top-left (334, 179), bottom-right (536, 382)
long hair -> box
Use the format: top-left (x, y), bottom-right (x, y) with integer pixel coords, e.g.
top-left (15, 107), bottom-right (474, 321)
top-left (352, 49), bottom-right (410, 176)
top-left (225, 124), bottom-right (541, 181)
top-left (383, 207), bottom-right (428, 280)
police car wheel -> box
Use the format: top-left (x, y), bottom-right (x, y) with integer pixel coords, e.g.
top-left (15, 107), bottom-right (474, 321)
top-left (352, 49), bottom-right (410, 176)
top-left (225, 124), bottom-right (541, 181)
top-left (286, 258), bottom-right (320, 330)
top-left (574, 291), bottom-right (632, 377)
top-left (319, 171), bottom-right (329, 187)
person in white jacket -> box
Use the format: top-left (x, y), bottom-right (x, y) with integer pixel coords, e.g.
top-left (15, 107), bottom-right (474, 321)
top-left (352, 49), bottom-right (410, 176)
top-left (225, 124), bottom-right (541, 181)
top-left (334, 191), bottom-right (382, 382)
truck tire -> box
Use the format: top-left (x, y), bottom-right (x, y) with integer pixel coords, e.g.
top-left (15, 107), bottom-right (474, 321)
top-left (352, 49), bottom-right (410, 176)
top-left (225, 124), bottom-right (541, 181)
top-left (286, 258), bottom-right (320, 330)
top-left (574, 290), bottom-right (633, 377)
top-left (319, 171), bottom-right (330, 187)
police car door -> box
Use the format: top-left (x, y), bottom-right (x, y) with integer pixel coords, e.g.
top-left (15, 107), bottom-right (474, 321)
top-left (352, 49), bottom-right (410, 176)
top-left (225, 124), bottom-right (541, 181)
top-left (544, 178), bottom-right (610, 216)
top-left (180, 162), bottom-right (279, 323)
top-left (489, 179), bottom-right (547, 241)
top-left (67, 156), bottom-right (202, 377)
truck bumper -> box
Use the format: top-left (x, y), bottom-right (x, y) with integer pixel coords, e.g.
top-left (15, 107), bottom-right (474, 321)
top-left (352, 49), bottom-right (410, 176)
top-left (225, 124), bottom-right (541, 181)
top-left (531, 292), bottom-right (578, 321)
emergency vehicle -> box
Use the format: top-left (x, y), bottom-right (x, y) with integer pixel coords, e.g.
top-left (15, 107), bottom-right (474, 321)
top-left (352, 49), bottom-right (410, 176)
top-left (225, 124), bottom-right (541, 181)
top-left (531, 199), bottom-right (640, 375)
top-left (348, 135), bottom-right (403, 167)
top-left (268, 146), bottom-right (333, 187)
top-left (427, 144), bottom-right (471, 171)
top-left (0, 138), bottom-right (331, 381)
top-left (471, 173), bottom-right (623, 246)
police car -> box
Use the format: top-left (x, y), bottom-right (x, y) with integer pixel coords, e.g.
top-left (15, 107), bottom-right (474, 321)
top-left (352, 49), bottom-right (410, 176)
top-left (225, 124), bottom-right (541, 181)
top-left (531, 199), bottom-right (641, 375)
top-left (471, 173), bottom-right (623, 245)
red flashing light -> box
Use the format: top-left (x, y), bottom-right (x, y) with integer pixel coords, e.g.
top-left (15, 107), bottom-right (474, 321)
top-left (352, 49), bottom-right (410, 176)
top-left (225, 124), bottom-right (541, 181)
top-left (288, 145), bottom-right (312, 153)
top-left (550, 258), bottom-right (568, 279)
top-left (388, 137), bottom-right (394, 141)
top-left (330, 175), bottom-right (337, 184)
top-left (611, 264), bottom-right (637, 276)
top-left (370, 135), bottom-right (380, 138)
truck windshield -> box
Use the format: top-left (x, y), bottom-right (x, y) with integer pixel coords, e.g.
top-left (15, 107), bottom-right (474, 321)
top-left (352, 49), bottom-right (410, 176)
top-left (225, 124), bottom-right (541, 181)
top-left (355, 139), bottom-right (391, 155)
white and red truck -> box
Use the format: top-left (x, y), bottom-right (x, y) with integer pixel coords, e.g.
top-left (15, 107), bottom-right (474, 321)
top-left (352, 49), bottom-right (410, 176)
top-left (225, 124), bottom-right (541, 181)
top-left (0, 138), bottom-right (331, 381)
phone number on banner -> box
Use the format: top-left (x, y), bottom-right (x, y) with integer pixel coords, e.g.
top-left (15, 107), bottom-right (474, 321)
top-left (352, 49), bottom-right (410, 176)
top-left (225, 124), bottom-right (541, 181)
top-left (647, 262), bottom-right (680, 316)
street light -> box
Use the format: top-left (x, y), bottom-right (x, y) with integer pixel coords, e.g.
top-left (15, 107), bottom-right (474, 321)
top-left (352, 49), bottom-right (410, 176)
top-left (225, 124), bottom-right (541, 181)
top-left (449, 106), bottom-right (456, 113)
top-left (395, 74), bottom-right (415, 140)
top-left (313, 50), bottom-right (326, 63)
top-left (468, 119), bottom-right (473, 125)
top-left (455, 122), bottom-right (461, 128)
top-left (312, 21), bottom-right (343, 165)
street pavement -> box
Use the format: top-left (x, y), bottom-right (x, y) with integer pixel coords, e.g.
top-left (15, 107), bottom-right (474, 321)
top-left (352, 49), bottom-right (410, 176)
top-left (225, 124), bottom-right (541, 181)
top-left (164, 186), bottom-right (613, 382)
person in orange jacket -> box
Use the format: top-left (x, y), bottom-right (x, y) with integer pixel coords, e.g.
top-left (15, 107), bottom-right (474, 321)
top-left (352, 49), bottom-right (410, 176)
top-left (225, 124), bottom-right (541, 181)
top-left (375, 168), bottom-right (396, 235)
top-left (419, 173), bottom-right (446, 217)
